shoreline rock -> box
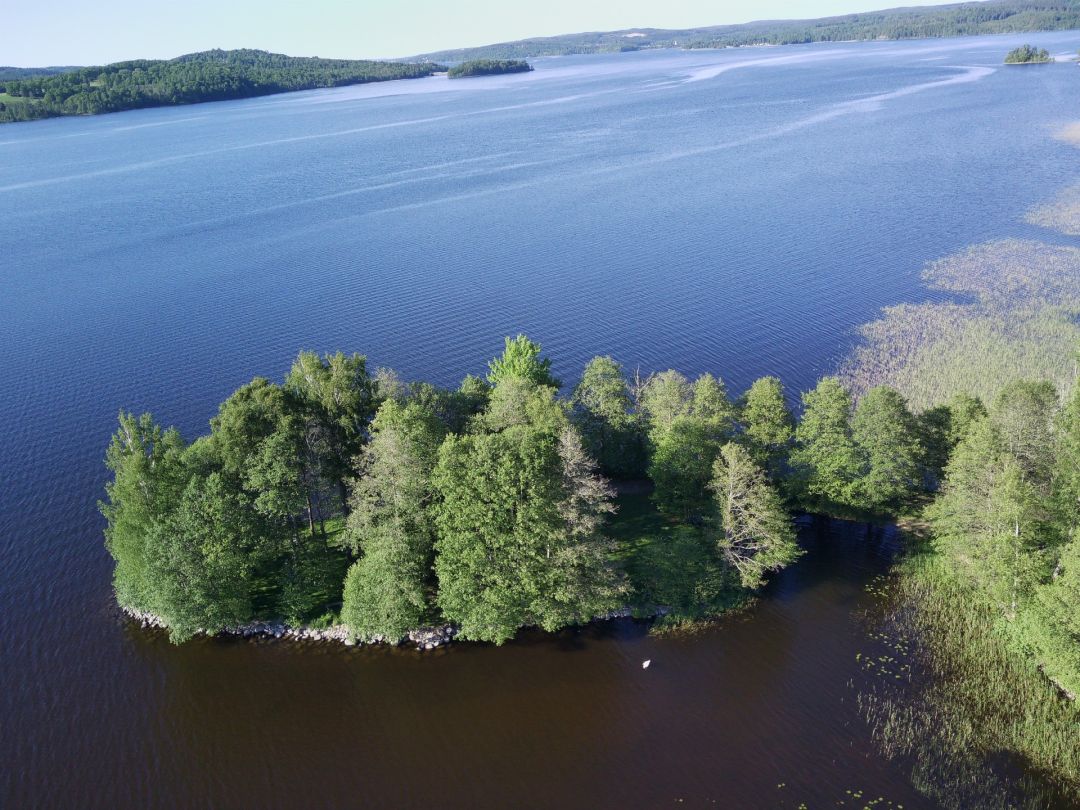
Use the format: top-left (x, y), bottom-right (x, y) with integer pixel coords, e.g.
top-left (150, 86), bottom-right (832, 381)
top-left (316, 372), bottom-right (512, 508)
top-left (120, 605), bottom-right (669, 650)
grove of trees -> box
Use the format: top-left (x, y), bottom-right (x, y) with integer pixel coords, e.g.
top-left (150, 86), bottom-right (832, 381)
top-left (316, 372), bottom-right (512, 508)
top-left (103, 334), bottom-right (1079, 691)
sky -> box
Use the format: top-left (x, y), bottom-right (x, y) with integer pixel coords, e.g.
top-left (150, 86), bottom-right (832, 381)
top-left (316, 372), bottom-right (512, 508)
top-left (7, 0), bottom-right (965, 66)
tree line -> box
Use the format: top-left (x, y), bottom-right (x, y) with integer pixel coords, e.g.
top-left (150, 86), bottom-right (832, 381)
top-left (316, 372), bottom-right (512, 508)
top-left (0, 49), bottom-right (443, 123)
top-left (413, 1), bottom-right (1080, 61)
top-left (103, 336), bottom-right (1079, 667)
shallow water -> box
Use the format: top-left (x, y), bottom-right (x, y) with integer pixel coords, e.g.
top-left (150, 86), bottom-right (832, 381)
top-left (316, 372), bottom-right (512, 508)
top-left (2, 32), bottom-right (1079, 807)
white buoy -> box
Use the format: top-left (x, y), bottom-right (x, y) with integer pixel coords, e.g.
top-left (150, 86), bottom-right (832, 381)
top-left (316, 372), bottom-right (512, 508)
top-left (642, 659), bottom-right (651, 669)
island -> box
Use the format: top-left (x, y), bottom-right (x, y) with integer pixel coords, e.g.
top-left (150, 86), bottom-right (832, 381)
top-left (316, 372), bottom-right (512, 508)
top-left (1004, 44), bottom-right (1052, 63)
top-left (447, 59), bottom-right (533, 78)
top-left (0, 49), bottom-right (445, 123)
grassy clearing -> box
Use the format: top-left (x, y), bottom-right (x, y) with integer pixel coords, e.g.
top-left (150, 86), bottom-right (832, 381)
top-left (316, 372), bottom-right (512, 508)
top-left (249, 517), bottom-right (352, 626)
top-left (842, 239), bottom-right (1080, 410)
top-left (858, 550), bottom-right (1080, 809)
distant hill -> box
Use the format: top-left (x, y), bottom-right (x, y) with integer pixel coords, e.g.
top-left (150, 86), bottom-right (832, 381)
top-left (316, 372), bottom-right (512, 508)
top-left (0, 49), bottom-right (443, 124)
top-left (0, 66), bottom-right (81, 82)
top-left (409, 0), bottom-right (1080, 61)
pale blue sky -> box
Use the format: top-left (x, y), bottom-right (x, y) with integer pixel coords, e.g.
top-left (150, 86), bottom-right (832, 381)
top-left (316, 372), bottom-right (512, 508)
top-left (8, 0), bottom-right (962, 66)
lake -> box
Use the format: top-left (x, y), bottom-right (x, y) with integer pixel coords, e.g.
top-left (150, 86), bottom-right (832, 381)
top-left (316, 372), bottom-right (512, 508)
top-left (1, 32), bottom-right (1078, 808)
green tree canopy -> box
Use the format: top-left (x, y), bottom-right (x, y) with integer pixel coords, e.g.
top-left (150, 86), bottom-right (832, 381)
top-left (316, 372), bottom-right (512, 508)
top-left (486, 334), bottom-right (560, 389)
top-left (341, 399), bottom-right (446, 641)
top-left (851, 386), bottom-right (924, 513)
top-left (791, 377), bottom-right (860, 509)
top-left (710, 442), bottom-right (801, 589)
top-left (571, 356), bottom-right (645, 479)
top-left (739, 376), bottom-right (795, 477)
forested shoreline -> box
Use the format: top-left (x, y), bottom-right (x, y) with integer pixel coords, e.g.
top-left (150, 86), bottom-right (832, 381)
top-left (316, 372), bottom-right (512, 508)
top-left (413, 0), bottom-right (1080, 61)
top-left (0, 49), bottom-right (443, 123)
top-left (102, 335), bottom-right (1079, 680)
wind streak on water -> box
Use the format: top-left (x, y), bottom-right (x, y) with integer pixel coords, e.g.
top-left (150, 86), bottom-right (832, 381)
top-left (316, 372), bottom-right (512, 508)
top-left (0, 92), bottom-right (618, 193)
top-left (339, 65), bottom-right (1001, 218)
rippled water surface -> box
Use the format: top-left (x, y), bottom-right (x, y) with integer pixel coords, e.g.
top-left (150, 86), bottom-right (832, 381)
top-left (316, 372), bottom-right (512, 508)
top-left (2, 33), bottom-right (1078, 808)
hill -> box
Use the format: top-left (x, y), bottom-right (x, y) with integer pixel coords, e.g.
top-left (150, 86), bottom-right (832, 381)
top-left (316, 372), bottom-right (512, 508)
top-left (0, 49), bottom-right (443, 124)
top-left (410, 0), bottom-right (1080, 61)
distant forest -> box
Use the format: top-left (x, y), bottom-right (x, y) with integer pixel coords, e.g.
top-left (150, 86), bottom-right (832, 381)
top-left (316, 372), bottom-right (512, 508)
top-left (0, 49), bottom-right (443, 123)
top-left (413, 0), bottom-right (1080, 61)
top-left (0, 66), bottom-right (79, 82)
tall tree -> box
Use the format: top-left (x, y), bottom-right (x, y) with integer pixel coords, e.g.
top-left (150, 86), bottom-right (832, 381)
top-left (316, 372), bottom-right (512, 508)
top-left (990, 380), bottom-right (1058, 488)
top-left (341, 399), bottom-right (446, 641)
top-left (739, 376), bottom-right (795, 477)
top-left (851, 386), bottom-right (924, 514)
top-left (639, 370), bottom-right (735, 520)
top-left (571, 355), bottom-right (644, 479)
top-left (143, 471), bottom-right (260, 642)
top-left (710, 442), bottom-right (801, 588)
top-left (101, 412), bottom-right (188, 613)
top-left (790, 377), bottom-right (860, 509)
top-left (486, 334), bottom-right (560, 389)
top-left (433, 383), bottom-right (622, 643)
top-left (285, 350), bottom-right (376, 511)
top-left (928, 417), bottom-right (1047, 620)
top-left (1055, 382), bottom-right (1080, 534)
top-left (1021, 529), bottom-right (1080, 697)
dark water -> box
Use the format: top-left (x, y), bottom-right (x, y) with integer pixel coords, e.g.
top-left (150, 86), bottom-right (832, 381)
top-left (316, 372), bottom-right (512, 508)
top-left (2, 33), bottom-right (1079, 807)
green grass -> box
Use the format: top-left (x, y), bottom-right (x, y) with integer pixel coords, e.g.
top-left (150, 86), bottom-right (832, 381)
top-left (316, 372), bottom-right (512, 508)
top-left (858, 549), bottom-right (1080, 808)
top-left (843, 239), bottom-right (1080, 411)
top-left (249, 517), bottom-right (352, 626)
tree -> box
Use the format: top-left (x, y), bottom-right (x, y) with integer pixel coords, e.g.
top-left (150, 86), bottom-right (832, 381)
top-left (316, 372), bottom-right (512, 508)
top-left (851, 386), bottom-right (924, 513)
top-left (209, 377), bottom-right (291, 480)
top-left (790, 377), bottom-right (860, 509)
top-left (571, 356), bottom-right (645, 478)
top-left (486, 334), bottom-right (560, 389)
top-left (341, 399), bottom-right (445, 641)
top-left (1021, 529), bottom-right (1080, 697)
top-left (639, 370), bottom-right (735, 520)
top-left (101, 412), bottom-right (188, 613)
top-left (143, 472), bottom-right (259, 642)
top-left (928, 417), bottom-right (1046, 620)
top-left (1055, 383), bottom-right (1080, 534)
top-left (739, 376), bottom-right (795, 477)
top-left (990, 380), bottom-right (1058, 488)
top-left (433, 383), bottom-right (622, 643)
top-left (648, 418), bottom-right (716, 520)
top-left (710, 443), bottom-right (801, 588)
top-left (285, 350), bottom-right (376, 512)
top-left (918, 392), bottom-right (986, 481)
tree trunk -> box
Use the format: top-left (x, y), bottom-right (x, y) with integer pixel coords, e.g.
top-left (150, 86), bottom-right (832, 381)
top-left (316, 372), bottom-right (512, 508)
top-left (339, 478), bottom-right (350, 518)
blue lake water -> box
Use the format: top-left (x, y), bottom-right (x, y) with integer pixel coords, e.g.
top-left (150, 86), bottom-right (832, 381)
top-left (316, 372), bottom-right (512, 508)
top-left (2, 32), bottom-right (1078, 808)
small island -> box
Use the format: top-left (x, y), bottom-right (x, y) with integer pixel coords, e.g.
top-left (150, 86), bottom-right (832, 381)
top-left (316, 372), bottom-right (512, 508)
top-left (447, 59), bottom-right (533, 78)
top-left (1004, 44), bottom-right (1052, 64)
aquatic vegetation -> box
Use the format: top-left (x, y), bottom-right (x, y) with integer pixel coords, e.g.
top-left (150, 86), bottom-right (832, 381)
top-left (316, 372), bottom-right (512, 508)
top-left (858, 553), bottom-right (1080, 809)
top-left (1026, 181), bottom-right (1080, 236)
top-left (843, 239), bottom-right (1080, 410)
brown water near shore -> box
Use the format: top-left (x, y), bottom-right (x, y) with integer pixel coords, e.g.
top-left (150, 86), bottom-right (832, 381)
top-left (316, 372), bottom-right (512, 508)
top-left (9, 519), bottom-right (943, 809)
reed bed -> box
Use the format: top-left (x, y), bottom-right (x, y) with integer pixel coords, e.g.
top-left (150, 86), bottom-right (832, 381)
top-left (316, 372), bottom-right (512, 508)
top-left (858, 554), bottom-right (1080, 809)
top-left (843, 239), bottom-right (1080, 410)
top-left (1026, 182), bottom-right (1080, 236)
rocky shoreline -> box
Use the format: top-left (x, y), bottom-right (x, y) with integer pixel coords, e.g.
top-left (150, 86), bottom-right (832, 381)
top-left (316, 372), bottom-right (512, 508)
top-left (122, 605), bottom-right (660, 651)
